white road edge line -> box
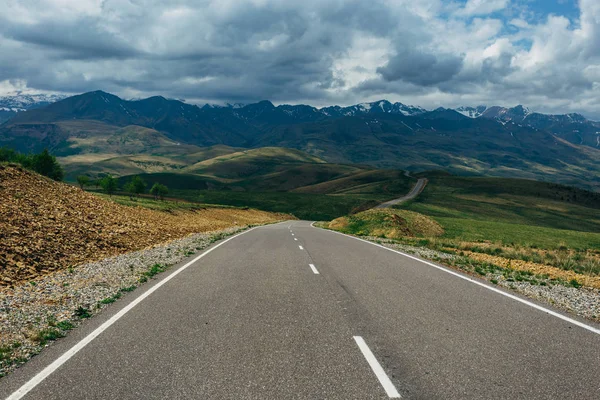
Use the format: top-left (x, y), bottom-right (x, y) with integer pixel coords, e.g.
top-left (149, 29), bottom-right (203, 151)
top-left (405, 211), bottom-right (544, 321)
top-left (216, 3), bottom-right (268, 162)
top-left (353, 336), bottom-right (401, 398)
top-left (311, 222), bottom-right (600, 336)
top-left (309, 263), bottom-right (320, 274)
top-left (6, 226), bottom-right (260, 400)
top-left (299, 245), bottom-right (304, 250)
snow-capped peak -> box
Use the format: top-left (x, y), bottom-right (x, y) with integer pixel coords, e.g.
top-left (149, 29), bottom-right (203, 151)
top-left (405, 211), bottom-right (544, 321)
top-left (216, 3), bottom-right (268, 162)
top-left (393, 102), bottom-right (427, 116)
top-left (455, 105), bottom-right (488, 118)
top-left (358, 102), bottom-right (374, 112)
top-left (318, 100), bottom-right (427, 117)
top-left (0, 93), bottom-right (67, 110)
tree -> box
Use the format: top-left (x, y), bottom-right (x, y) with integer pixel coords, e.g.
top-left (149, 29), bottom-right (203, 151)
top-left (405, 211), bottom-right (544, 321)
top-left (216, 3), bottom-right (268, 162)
top-left (150, 183), bottom-right (168, 200)
top-left (100, 175), bottom-right (118, 197)
top-left (0, 147), bottom-right (16, 162)
top-left (76, 175), bottom-right (90, 190)
top-left (124, 176), bottom-right (146, 199)
top-left (32, 149), bottom-right (64, 181)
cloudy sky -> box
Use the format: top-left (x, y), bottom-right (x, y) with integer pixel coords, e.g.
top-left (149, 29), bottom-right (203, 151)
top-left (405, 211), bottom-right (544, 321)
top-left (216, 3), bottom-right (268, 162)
top-left (1, 0), bottom-right (600, 117)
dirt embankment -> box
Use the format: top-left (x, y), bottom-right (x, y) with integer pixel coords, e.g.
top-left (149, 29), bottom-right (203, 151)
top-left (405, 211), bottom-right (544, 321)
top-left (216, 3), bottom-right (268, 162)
top-left (0, 165), bottom-right (290, 286)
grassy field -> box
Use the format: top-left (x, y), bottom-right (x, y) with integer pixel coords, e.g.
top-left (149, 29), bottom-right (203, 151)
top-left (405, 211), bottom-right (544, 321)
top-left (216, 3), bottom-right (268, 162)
top-left (95, 189), bottom-right (391, 221)
top-left (433, 218), bottom-right (600, 250)
top-left (94, 193), bottom-right (238, 212)
top-left (400, 175), bottom-right (600, 239)
top-left (389, 176), bottom-right (600, 279)
top-left (168, 190), bottom-right (390, 220)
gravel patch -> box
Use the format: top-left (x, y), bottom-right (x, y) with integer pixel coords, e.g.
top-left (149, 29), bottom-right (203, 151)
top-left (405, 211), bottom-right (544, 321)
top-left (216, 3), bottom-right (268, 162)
top-left (497, 278), bottom-right (600, 321)
top-left (363, 236), bottom-right (457, 261)
top-left (0, 226), bottom-right (246, 378)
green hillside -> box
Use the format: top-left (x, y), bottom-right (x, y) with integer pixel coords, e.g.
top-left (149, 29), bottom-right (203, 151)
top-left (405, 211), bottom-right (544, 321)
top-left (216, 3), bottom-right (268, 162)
top-left (111, 146), bottom-right (405, 193)
top-left (396, 175), bottom-right (600, 248)
top-left (293, 169), bottom-right (413, 195)
top-left (183, 147), bottom-right (327, 179)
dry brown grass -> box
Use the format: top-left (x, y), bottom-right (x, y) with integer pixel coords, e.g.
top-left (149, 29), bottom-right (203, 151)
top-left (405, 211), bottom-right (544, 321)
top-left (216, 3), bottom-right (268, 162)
top-left (0, 165), bottom-right (291, 286)
top-left (461, 251), bottom-right (600, 289)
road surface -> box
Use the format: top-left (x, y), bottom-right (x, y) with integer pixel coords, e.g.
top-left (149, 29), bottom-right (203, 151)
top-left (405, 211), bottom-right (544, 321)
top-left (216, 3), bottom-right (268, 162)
top-left (2, 221), bottom-right (599, 399)
top-left (375, 178), bottom-right (427, 208)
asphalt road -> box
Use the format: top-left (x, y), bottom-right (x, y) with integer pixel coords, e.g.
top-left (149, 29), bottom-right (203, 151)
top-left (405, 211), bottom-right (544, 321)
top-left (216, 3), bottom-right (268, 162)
top-left (374, 178), bottom-right (427, 208)
top-left (2, 221), bottom-right (599, 399)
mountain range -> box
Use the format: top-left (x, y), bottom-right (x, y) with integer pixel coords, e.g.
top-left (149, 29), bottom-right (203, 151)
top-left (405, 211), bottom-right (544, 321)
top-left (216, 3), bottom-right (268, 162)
top-left (0, 90), bottom-right (599, 191)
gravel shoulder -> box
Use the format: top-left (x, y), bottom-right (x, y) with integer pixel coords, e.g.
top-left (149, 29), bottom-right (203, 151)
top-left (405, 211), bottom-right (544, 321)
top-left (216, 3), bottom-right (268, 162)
top-left (352, 235), bottom-right (600, 324)
top-left (0, 225), bottom-right (257, 378)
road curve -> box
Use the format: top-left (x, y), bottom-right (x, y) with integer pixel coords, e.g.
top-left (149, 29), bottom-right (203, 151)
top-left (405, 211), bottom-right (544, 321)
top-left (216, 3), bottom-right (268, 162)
top-left (1, 221), bottom-right (599, 399)
top-left (375, 178), bottom-right (427, 208)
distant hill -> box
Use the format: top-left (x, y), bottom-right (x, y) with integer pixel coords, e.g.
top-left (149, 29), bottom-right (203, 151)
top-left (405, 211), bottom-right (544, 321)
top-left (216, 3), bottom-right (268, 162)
top-left (114, 147), bottom-right (415, 194)
top-left (2, 91), bottom-right (600, 191)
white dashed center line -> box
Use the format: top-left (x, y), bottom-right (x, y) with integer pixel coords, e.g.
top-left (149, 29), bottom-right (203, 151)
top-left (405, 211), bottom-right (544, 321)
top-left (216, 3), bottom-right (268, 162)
top-left (353, 336), bottom-right (401, 398)
top-left (308, 264), bottom-right (319, 274)
top-left (298, 245), bottom-right (304, 250)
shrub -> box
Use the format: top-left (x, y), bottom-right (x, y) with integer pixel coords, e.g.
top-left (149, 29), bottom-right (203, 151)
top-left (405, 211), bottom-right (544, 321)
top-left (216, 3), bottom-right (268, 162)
top-left (569, 279), bottom-right (582, 288)
top-left (74, 307), bottom-right (92, 319)
top-left (33, 328), bottom-right (65, 345)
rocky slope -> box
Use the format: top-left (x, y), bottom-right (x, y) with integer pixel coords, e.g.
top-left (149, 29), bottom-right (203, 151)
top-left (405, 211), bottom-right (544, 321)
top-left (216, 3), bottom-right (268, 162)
top-left (0, 165), bottom-right (289, 285)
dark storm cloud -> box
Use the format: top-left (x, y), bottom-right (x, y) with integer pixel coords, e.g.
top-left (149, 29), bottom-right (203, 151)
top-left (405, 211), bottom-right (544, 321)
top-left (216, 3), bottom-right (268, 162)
top-left (1, 17), bottom-right (140, 60)
top-left (377, 48), bottom-right (464, 86)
